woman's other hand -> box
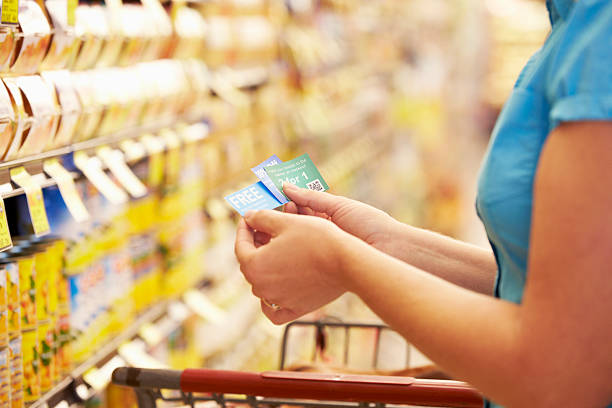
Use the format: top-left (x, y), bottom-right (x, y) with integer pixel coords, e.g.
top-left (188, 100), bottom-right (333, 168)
top-left (234, 209), bottom-right (358, 324)
top-left (282, 183), bottom-right (399, 254)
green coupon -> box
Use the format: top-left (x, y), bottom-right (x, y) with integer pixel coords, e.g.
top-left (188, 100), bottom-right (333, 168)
top-left (264, 153), bottom-right (329, 198)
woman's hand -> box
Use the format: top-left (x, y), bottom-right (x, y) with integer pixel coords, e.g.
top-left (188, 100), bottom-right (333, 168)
top-left (282, 183), bottom-right (400, 254)
top-left (234, 209), bottom-right (359, 324)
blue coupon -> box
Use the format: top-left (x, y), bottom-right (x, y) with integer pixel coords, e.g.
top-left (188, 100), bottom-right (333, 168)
top-left (224, 181), bottom-right (284, 215)
top-left (251, 155), bottom-right (289, 204)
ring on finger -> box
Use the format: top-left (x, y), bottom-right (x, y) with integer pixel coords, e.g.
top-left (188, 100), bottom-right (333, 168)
top-left (263, 298), bottom-right (281, 311)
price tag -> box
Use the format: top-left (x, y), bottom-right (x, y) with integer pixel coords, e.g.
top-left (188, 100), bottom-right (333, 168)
top-left (67, 0), bottom-right (76, 26)
top-left (118, 341), bottom-right (166, 369)
top-left (1, 0), bottom-right (18, 25)
top-left (138, 323), bottom-right (163, 347)
top-left (10, 167), bottom-right (50, 237)
top-left (43, 159), bottom-right (89, 223)
top-left (74, 152), bottom-right (128, 205)
top-left (120, 140), bottom-right (146, 162)
top-left (97, 147), bottom-right (147, 198)
top-left (183, 289), bottom-right (226, 324)
top-left (0, 198), bottom-right (12, 252)
top-left (83, 355), bottom-right (126, 392)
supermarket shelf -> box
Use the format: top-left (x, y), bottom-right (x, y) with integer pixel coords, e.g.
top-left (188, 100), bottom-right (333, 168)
top-left (30, 303), bottom-right (169, 408)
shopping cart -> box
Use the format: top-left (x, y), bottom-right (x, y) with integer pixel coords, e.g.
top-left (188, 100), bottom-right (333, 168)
top-left (112, 320), bottom-right (483, 408)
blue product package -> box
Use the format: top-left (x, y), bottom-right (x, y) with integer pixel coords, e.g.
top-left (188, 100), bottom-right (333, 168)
top-left (251, 155), bottom-right (288, 204)
top-left (225, 181), bottom-right (284, 215)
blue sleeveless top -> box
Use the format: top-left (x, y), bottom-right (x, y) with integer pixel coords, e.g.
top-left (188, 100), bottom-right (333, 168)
top-left (476, 0), bottom-right (612, 406)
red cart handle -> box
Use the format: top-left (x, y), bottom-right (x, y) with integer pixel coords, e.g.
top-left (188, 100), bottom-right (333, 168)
top-left (113, 367), bottom-right (483, 407)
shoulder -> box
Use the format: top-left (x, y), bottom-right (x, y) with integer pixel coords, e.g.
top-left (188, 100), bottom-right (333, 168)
top-left (547, 0), bottom-right (612, 129)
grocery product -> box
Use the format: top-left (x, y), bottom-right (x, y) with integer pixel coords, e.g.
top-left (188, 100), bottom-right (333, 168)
top-left (41, 0), bottom-right (80, 70)
top-left (40, 71), bottom-right (81, 149)
top-left (0, 269), bottom-right (7, 349)
top-left (0, 83), bottom-right (15, 160)
top-left (21, 328), bottom-right (38, 404)
top-left (37, 321), bottom-right (53, 393)
top-left (8, 335), bottom-right (23, 408)
top-left (10, 0), bottom-right (52, 74)
top-left (3, 262), bottom-right (20, 338)
top-left (0, 347), bottom-right (9, 408)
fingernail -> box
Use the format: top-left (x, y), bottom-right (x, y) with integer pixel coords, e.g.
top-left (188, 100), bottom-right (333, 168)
top-left (283, 182), bottom-right (297, 191)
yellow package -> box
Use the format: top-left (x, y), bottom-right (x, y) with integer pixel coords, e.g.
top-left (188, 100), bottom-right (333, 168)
top-left (16, 257), bottom-right (36, 331)
top-left (37, 321), bottom-right (53, 393)
top-left (33, 247), bottom-right (50, 323)
top-left (5, 262), bottom-right (20, 337)
top-left (21, 328), bottom-right (39, 404)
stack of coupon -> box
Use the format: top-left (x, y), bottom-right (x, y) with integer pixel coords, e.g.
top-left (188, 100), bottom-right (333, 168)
top-left (225, 154), bottom-right (329, 215)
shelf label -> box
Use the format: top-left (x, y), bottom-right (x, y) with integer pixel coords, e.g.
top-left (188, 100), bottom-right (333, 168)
top-left (1, 0), bottom-right (18, 25)
top-left (43, 159), bottom-right (89, 223)
top-left (120, 140), bottom-right (147, 162)
top-left (183, 289), bottom-right (226, 324)
top-left (97, 147), bottom-right (147, 198)
top-left (10, 167), bottom-right (50, 237)
top-left (83, 355), bottom-right (126, 392)
top-left (0, 198), bottom-right (12, 252)
top-left (74, 152), bottom-right (128, 205)
top-left (67, 0), bottom-right (76, 26)
top-left (138, 323), bottom-right (163, 347)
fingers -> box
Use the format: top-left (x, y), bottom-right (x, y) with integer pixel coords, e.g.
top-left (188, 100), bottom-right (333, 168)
top-left (284, 201), bottom-right (298, 214)
top-left (234, 218), bottom-right (257, 262)
top-left (254, 231), bottom-right (271, 247)
top-left (244, 209), bottom-right (291, 235)
top-left (260, 299), bottom-right (299, 325)
top-left (283, 182), bottom-right (344, 216)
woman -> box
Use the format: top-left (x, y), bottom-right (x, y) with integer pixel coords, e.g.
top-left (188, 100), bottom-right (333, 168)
top-left (234, 0), bottom-right (612, 406)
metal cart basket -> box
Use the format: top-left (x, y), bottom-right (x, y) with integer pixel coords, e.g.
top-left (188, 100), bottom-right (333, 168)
top-left (111, 320), bottom-right (483, 408)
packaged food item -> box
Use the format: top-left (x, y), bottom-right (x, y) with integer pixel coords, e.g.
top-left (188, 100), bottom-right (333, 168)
top-left (21, 328), bottom-right (39, 404)
top-left (41, 70), bottom-right (81, 149)
top-left (37, 321), bottom-right (53, 393)
top-left (33, 246), bottom-right (50, 323)
top-left (41, 0), bottom-right (80, 70)
top-left (55, 313), bottom-right (70, 377)
top-left (95, 4), bottom-right (124, 69)
top-left (0, 27), bottom-right (15, 73)
top-left (0, 347), bottom-right (9, 408)
top-left (116, 5), bottom-right (148, 67)
top-left (71, 71), bottom-right (103, 142)
top-left (172, 6), bottom-right (207, 61)
top-left (13, 75), bottom-right (60, 156)
top-left (3, 262), bottom-right (21, 337)
top-left (203, 16), bottom-right (231, 68)
top-left (71, 5), bottom-right (106, 70)
top-left (140, 0), bottom-right (173, 61)
top-left (0, 82), bottom-right (16, 161)
top-left (10, 0), bottom-right (52, 74)
top-left (8, 336), bottom-right (24, 408)
top-left (16, 256), bottom-right (36, 331)
top-left (1, 79), bottom-right (28, 162)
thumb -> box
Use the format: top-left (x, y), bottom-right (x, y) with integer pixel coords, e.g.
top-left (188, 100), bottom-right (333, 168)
top-left (283, 183), bottom-right (344, 216)
top-left (244, 210), bottom-right (290, 235)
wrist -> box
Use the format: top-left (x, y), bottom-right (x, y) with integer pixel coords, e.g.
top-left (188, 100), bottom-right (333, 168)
top-left (332, 229), bottom-right (373, 294)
